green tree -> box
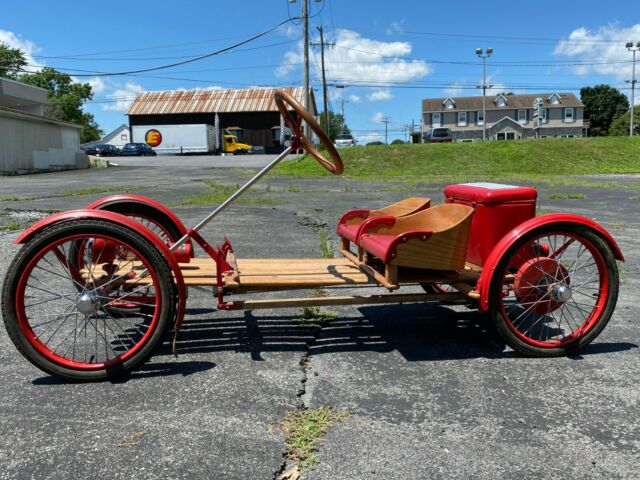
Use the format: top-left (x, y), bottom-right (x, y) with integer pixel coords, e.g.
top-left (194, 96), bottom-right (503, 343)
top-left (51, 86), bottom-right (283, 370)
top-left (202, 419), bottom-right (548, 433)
top-left (580, 85), bottom-right (629, 136)
top-left (391, 139), bottom-right (405, 144)
top-left (20, 67), bottom-right (103, 142)
top-left (318, 110), bottom-right (350, 140)
top-left (609, 109), bottom-right (640, 136)
top-left (0, 42), bottom-right (27, 79)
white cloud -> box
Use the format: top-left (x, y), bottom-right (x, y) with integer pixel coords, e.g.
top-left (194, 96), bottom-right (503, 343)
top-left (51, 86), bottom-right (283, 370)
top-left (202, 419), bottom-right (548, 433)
top-left (555, 23), bottom-right (640, 82)
top-left (102, 82), bottom-right (144, 112)
top-left (0, 29), bottom-right (42, 72)
top-left (444, 82), bottom-right (465, 98)
top-left (371, 111), bottom-right (385, 123)
top-left (276, 28), bottom-right (431, 89)
top-left (354, 133), bottom-right (384, 144)
top-left (87, 76), bottom-right (106, 95)
top-left (348, 94), bottom-right (361, 103)
top-left (386, 21), bottom-right (404, 35)
top-left (367, 89), bottom-right (393, 101)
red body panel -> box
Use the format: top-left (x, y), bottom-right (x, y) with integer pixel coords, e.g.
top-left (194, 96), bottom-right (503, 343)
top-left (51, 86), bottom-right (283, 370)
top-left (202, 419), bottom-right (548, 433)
top-left (14, 209), bottom-right (187, 330)
top-left (444, 183), bottom-right (537, 266)
top-left (475, 213), bottom-right (624, 311)
top-left (86, 194), bottom-right (189, 235)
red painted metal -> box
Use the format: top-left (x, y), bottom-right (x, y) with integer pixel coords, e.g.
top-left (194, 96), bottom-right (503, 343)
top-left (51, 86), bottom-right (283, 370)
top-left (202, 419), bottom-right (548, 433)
top-left (475, 213), bottom-right (624, 312)
top-left (444, 183), bottom-right (537, 266)
top-left (86, 194), bottom-right (189, 236)
top-left (15, 209), bottom-right (187, 331)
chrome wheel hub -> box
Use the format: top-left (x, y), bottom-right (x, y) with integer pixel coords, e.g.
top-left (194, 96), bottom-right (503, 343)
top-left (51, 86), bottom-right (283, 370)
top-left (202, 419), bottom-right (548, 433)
top-left (76, 293), bottom-right (97, 315)
top-left (551, 283), bottom-right (573, 303)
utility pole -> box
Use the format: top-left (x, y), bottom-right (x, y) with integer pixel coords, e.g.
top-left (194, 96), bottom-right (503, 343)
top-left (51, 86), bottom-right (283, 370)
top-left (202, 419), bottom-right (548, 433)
top-left (381, 116), bottom-right (391, 144)
top-left (316, 26), bottom-right (329, 135)
top-left (475, 48), bottom-right (493, 141)
top-left (626, 41), bottom-right (640, 136)
top-left (302, 0), bottom-right (310, 138)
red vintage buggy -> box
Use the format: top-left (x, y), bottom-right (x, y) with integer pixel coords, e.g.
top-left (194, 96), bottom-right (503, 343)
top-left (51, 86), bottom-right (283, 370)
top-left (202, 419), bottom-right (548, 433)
top-left (1, 91), bottom-right (623, 381)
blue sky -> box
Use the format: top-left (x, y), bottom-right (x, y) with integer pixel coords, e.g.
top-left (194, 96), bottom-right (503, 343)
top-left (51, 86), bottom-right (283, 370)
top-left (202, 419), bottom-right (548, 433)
top-left (2, 0), bottom-right (639, 142)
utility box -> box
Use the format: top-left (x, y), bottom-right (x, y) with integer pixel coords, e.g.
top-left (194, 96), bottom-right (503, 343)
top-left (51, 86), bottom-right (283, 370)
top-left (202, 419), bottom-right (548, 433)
top-left (444, 183), bottom-right (537, 266)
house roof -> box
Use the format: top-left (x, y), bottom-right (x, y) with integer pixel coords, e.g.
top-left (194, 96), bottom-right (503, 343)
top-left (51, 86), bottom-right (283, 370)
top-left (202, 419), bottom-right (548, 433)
top-left (127, 87), bottom-right (317, 116)
top-left (422, 92), bottom-right (583, 112)
top-left (102, 124), bottom-right (129, 142)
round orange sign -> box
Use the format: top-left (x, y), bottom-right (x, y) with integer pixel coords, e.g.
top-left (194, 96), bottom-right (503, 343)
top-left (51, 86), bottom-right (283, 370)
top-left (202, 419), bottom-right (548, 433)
top-left (145, 129), bottom-right (162, 147)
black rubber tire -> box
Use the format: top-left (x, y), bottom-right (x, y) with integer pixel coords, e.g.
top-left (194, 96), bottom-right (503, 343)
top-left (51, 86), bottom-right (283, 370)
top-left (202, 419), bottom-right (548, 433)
top-left (2, 219), bottom-right (176, 381)
top-left (93, 200), bottom-right (183, 243)
top-left (488, 223), bottom-right (619, 357)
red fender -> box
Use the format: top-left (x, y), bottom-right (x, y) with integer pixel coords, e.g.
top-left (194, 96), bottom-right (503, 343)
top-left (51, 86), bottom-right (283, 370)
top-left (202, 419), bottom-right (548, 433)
top-left (15, 209), bottom-right (187, 331)
top-left (86, 194), bottom-right (188, 235)
top-left (476, 213), bottom-right (624, 312)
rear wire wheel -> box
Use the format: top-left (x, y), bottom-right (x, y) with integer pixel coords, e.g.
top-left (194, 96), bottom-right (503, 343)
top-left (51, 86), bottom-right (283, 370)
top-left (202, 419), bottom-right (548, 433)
top-left (489, 224), bottom-right (619, 356)
top-left (2, 219), bottom-right (176, 381)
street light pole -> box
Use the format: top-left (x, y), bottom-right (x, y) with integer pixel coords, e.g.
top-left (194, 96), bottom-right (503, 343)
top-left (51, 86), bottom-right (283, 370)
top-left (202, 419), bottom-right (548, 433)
top-left (626, 41), bottom-right (640, 137)
top-left (475, 47), bottom-right (493, 141)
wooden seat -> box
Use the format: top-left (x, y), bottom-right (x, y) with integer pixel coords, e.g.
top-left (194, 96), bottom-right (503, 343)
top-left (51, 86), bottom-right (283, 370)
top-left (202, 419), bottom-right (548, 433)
top-left (336, 197), bottom-right (431, 248)
top-left (357, 204), bottom-right (474, 283)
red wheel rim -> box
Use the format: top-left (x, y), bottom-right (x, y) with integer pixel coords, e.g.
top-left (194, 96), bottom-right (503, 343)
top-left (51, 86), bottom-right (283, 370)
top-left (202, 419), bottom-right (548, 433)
top-left (15, 233), bottom-right (162, 370)
top-left (498, 231), bottom-right (609, 348)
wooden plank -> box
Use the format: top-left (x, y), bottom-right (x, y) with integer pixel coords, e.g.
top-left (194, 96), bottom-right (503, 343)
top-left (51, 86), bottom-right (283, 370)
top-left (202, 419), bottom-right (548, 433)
top-left (224, 291), bottom-right (468, 310)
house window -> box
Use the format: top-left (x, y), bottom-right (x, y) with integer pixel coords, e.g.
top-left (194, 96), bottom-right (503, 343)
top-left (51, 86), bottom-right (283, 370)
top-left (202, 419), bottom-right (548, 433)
top-left (476, 111), bottom-right (484, 126)
top-left (564, 108), bottom-right (574, 123)
top-left (120, 134), bottom-right (127, 141)
top-left (518, 109), bottom-right (527, 124)
top-left (549, 94), bottom-right (561, 105)
top-left (457, 111), bottom-right (467, 126)
top-left (444, 99), bottom-right (455, 109)
top-left (496, 96), bottom-right (507, 107)
top-left (432, 112), bottom-right (442, 127)
top-left (542, 108), bottom-right (548, 123)
top-left (497, 132), bottom-right (515, 141)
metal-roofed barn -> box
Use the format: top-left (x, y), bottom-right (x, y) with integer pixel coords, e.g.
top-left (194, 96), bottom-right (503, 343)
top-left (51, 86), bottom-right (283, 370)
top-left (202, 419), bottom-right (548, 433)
top-left (127, 87), bottom-right (316, 153)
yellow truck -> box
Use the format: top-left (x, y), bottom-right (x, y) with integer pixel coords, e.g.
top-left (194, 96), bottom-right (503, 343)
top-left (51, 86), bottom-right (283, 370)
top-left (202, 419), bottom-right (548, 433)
top-left (222, 134), bottom-right (253, 154)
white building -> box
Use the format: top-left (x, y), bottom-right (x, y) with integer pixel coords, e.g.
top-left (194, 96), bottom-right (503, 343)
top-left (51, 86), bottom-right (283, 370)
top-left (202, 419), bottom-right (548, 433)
top-left (0, 77), bottom-right (88, 174)
top-left (81, 124), bottom-right (131, 150)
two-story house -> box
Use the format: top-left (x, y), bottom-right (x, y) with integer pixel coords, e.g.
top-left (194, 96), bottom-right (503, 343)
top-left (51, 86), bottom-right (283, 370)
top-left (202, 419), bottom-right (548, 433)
top-left (421, 92), bottom-right (585, 141)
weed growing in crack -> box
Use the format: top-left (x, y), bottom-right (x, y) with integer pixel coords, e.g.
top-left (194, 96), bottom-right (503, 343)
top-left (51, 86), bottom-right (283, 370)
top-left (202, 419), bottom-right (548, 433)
top-left (319, 229), bottom-right (334, 259)
top-left (0, 218), bottom-right (21, 232)
top-left (300, 306), bottom-right (337, 327)
top-left (281, 406), bottom-right (348, 471)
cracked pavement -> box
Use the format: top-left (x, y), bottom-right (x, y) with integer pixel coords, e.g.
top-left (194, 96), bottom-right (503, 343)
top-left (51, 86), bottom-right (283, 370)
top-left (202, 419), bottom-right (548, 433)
top-left (1, 155), bottom-right (638, 479)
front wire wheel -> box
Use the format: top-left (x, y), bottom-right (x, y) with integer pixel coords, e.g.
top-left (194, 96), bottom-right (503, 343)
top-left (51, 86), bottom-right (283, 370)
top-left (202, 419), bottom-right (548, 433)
top-left (2, 219), bottom-right (176, 381)
top-left (489, 224), bottom-right (619, 356)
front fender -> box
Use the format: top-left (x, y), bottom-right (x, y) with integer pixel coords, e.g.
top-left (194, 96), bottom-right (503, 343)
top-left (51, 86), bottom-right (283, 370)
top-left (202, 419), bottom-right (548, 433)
top-left (15, 209), bottom-right (187, 331)
top-left (86, 194), bottom-right (188, 236)
top-left (476, 213), bottom-right (624, 312)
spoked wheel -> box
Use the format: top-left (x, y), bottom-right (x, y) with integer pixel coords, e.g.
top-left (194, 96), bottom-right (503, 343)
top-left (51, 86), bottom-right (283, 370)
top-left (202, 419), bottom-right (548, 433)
top-left (2, 219), bottom-right (176, 381)
top-left (489, 224), bottom-right (619, 356)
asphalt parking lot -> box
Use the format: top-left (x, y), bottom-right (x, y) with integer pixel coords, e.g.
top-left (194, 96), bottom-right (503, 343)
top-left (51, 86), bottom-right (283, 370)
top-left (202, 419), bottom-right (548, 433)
top-left (0, 155), bottom-right (638, 479)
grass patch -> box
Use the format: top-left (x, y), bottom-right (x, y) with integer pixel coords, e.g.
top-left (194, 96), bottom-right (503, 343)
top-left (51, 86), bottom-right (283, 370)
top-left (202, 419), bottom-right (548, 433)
top-left (275, 137), bottom-right (640, 181)
top-left (300, 306), bottom-right (337, 327)
top-left (179, 181), bottom-right (274, 206)
top-left (0, 218), bottom-right (21, 232)
top-left (546, 193), bottom-right (586, 200)
top-left (282, 406), bottom-right (348, 470)
top-left (59, 186), bottom-right (133, 197)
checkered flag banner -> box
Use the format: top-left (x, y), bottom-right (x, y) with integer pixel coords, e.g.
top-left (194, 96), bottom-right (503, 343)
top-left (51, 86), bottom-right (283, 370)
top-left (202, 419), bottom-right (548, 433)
top-left (279, 114), bottom-right (286, 145)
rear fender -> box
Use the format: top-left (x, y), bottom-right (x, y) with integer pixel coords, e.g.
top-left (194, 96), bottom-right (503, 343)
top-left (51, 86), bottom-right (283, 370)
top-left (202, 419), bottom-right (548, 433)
top-left (476, 213), bottom-right (624, 312)
top-left (15, 209), bottom-right (187, 331)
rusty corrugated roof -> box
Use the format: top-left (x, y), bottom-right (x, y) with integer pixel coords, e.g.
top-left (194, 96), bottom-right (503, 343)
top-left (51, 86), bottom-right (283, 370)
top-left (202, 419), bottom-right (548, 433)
top-left (127, 87), bottom-right (316, 116)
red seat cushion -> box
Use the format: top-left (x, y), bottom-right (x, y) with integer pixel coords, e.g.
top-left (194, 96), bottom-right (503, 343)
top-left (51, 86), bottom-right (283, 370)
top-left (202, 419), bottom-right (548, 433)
top-left (337, 223), bottom-right (360, 242)
top-left (359, 234), bottom-right (397, 261)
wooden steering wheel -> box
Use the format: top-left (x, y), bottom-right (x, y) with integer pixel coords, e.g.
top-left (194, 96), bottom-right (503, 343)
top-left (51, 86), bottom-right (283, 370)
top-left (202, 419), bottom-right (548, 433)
top-left (274, 90), bottom-right (344, 175)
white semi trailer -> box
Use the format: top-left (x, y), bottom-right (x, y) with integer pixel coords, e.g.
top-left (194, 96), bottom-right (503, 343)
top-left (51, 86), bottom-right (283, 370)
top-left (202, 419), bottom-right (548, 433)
top-left (131, 124), bottom-right (215, 154)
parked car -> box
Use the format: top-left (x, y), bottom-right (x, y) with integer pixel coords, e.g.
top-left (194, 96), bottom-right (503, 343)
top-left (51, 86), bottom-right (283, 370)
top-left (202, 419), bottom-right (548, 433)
top-left (334, 134), bottom-right (356, 148)
top-left (423, 128), bottom-right (453, 143)
top-left (84, 144), bottom-right (120, 156)
top-left (121, 143), bottom-right (157, 156)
